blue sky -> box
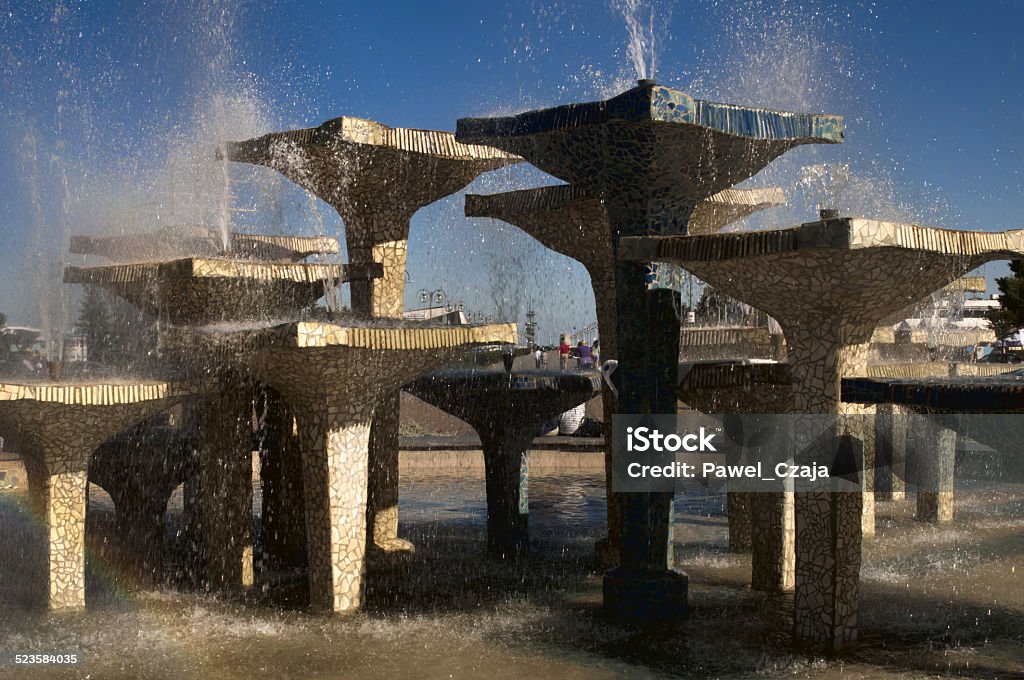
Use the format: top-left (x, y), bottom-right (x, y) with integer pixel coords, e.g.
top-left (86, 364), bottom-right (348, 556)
top-left (1, 0), bottom-right (1022, 343)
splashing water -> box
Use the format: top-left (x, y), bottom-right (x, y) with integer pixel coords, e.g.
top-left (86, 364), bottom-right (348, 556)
top-left (610, 0), bottom-right (659, 81)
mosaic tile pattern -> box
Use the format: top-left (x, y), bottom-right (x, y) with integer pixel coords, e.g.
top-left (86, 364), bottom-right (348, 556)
top-left (458, 82), bottom-right (842, 624)
top-left (627, 217), bottom-right (1024, 648)
top-left (405, 369), bottom-right (601, 558)
top-left (64, 258), bottom-right (382, 325)
top-left (164, 321), bottom-right (517, 613)
top-left (70, 229), bottom-right (339, 262)
top-left (89, 423), bottom-right (198, 584)
top-left (194, 383), bottom-right (256, 590)
top-left (0, 380), bottom-right (194, 609)
top-left (224, 117), bottom-right (521, 553)
top-left (457, 82), bottom-right (840, 234)
top-left (465, 182), bottom-right (784, 568)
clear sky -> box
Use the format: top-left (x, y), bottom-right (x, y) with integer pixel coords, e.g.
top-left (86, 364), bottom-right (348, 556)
top-left (1, 0), bottom-right (1022, 343)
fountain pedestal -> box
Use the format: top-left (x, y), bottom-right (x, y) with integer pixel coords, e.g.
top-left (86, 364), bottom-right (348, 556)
top-left (223, 116), bottom-right (521, 554)
top-left (405, 369), bottom-right (602, 559)
top-left (0, 381), bottom-right (195, 609)
top-left (466, 184), bottom-right (785, 567)
top-left (458, 80), bottom-right (842, 620)
top-left (624, 216), bottom-right (1024, 647)
top-left (165, 321), bottom-right (517, 612)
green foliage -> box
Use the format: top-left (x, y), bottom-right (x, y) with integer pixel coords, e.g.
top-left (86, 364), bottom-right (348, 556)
top-left (986, 260), bottom-right (1024, 340)
top-left (75, 286), bottom-right (157, 368)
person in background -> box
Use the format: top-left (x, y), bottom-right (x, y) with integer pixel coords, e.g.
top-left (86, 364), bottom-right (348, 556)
top-left (578, 340), bottom-right (593, 370)
top-left (534, 347), bottom-right (543, 368)
top-left (559, 335), bottom-right (570, 370)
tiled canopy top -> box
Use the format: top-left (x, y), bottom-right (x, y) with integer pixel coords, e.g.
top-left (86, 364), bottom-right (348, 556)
top-left (224, 116), bottom-right (521, 163)
top-left (408, 369), bottom-right (603, 396)
top-left (0, 380), bottom-right (194, 406)
top-left (465, 185), bottom-right (785, 236)
top-left (180, 321), bottom-right (518, 351)
top-left (842, 372), bottom-right (1024, 412)
top-left (456, 82), bottom-right (841, 219)
top-left (457, 82), bottom-right (843, 143)
top-left (70, 230), bottom-right (340, 263)
top-left (621, 217), bottom-right (1024, 264)
top-left (64, 258), bottom-right (382, 286)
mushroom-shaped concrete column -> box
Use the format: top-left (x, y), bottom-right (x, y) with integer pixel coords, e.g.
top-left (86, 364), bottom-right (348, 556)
top-left (466, 184), bottom-right (785, 567)
top-left (623, 217), bottom-right (1024, 647)
top-left (165, 321), bottom-right (517, 613)
top-left (221, 116), bottom-right (522, 553)
top-left (405, 369), bottom-right (602, 559)
top-left (0, 380), bottom-right (196, 610)
top-left (458, 80), bottom-right (843, 621)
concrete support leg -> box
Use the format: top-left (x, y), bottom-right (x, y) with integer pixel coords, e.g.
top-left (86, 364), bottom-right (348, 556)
top-left (751, 490), bottom-right (795, 591)
top-left (727, 491), bottom-right (753, 553)
top-left (793, 415), bottom-right (864, 649)
top-left (260, 392), bottom-right (307, 568)
top-left (595, 383), bottom-right (622, 570)
top-left (860, 415), bottom-right (876, 537)
top-left (910, 415), bottom-right (955, 523)
top-left (195, 389), bottom-right (254, 590)
top-left (874, 404), bottom-right (907, 501)
top-left (111, 487), bottom-right (172, 586)
top-left (297, 405), bottom-right (372, 613)
top-left (480, 428), bottom-right (534, 559)
top-left (22, 449), bottom-right (91, 611)
top-left (602, 262), bottom-right (686, 621)
top-left (367, 391), bottom-right (413, 553)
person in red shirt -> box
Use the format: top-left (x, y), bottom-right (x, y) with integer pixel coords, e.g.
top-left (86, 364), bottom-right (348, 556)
top-left (559, 335), bottom-right (570, 370)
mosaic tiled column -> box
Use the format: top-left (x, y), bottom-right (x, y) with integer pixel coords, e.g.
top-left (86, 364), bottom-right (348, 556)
top-left (0, 383), bottom-right (192, 610)
top-left (909, 414), bottom-right (956, 523)
top-left (875, 404), bottom-right (907, 501)
top-left (194, 386), bottom-right (255, 590)
top-left (603, 255), bottom-right (687, 620)
top-left (479, 428), bottom-right (535, 559)
top-left (789, 334), bottom-right (866, 649)
top-left (294, 401), bottom-right (374, 613)
top-left (38, 451), bottom-right (90, 610)
top-left (260, 390), bottom-right (307, 567)
top-left (751, 487), bottom-right (795, 591)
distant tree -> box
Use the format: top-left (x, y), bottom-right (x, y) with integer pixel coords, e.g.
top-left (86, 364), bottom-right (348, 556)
top-left (987, 260), bottom-right (1024, 340)
top-left (76, 286), bottom-right (158, 368)
top-left (77, 286), bottom-right (114, 363)
top-left (0, 312), bottom-right (6, 329)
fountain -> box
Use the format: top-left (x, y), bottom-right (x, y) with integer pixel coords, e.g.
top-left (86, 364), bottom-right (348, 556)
top-left (457, 80), bottom-right (843, 623)
top-left (69, 229), bottom-right (340, 262)
top-left (844, 371), bottom-right (1024, 522)
top-left (220, 116), bottom-right (521, 554)
top-left (404, 368), bottom-right (602, 559)
top-left (465, 183), bottom-right (785, 566)
top-left (162, 320), bottom-right (516, 612)
top-left (0, 379), bottom-right (198, 609)
top-left (622, 216), bottom-right (1024, 646)
top-left (63, 256), bottom-right (379, 325)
